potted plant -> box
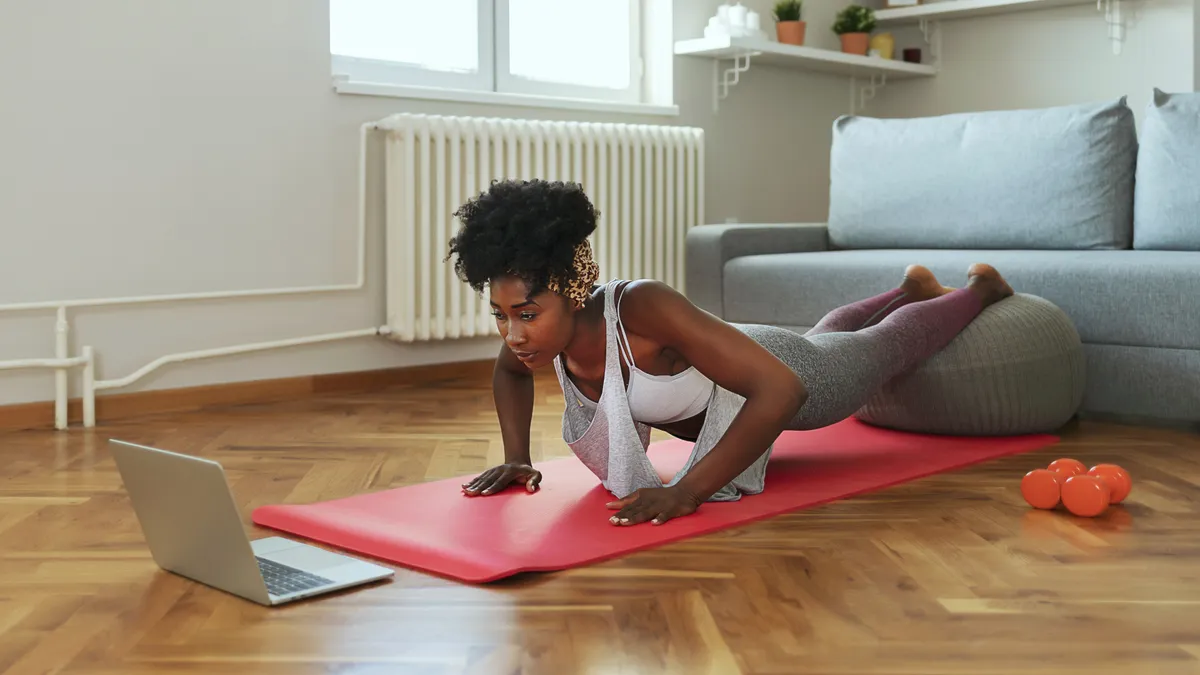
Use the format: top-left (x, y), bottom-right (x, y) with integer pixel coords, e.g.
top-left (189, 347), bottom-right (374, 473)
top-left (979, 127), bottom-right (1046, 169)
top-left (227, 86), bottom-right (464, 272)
top-left (773, 0), bottom-right (805, 46)
top-left (832, 5), bottom-right (876, 56)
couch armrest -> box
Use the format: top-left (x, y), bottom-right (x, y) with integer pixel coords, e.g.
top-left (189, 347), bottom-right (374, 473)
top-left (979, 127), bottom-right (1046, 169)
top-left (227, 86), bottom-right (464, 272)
top-left (685, 222), bottom-right (829, 317)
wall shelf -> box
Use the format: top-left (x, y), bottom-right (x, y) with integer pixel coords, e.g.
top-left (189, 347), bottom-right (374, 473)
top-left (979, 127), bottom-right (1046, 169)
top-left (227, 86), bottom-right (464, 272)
top-left (875, 0), bottom-right (1125, 54)
top-left (876, 0), bottom-right (1096, 23)
top-left (674, 35), bottom-right (937, 113)
top-left (675, 35), bottom-right (937, 79)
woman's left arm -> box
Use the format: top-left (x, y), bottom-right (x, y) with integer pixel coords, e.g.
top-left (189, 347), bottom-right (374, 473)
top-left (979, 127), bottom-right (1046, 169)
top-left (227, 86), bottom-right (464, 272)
top-left (607, 280), bottom-right (808, 525)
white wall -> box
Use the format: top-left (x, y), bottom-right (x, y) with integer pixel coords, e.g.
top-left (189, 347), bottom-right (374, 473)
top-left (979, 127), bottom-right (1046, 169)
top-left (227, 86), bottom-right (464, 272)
top-left (0, 0), bottom-right (856, 407)
top-left (870, 0), bottom-right (1195, 122)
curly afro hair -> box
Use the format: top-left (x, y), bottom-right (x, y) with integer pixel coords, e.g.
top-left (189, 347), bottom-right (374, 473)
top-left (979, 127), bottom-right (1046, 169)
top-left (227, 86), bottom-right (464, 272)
top-left (447, 179), bottom-right (599, 296)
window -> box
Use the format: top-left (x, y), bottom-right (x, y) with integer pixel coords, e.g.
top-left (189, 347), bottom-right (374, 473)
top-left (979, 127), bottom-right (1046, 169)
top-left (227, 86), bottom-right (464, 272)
top-left (330, 0), bottom-right (650, 108)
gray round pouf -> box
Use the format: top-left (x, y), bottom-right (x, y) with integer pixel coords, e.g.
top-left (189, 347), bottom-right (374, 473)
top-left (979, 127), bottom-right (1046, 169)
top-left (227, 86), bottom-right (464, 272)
top-left (854, 293), bottom-right (1086, 436)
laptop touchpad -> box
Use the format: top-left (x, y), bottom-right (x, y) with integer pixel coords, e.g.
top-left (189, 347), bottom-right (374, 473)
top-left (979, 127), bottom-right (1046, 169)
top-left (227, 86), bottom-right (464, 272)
top-left (268, 544), bottom-right (355, 572)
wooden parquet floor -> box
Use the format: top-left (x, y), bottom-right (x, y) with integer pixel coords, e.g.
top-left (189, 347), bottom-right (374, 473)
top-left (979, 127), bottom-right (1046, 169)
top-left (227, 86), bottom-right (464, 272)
top-left (3, 368), bottom-right (1200, 674)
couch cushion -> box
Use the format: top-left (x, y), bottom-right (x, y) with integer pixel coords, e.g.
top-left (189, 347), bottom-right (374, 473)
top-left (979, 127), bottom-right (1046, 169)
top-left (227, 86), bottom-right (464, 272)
top-left (722, 249), bottom-right (1200, 350)
top-left (1079, 343), bottom-right (1200, 423)
top-left (827, 99), bottom-right (1138, 250)
top-left (1134, 88), bottom-right (1200, 251)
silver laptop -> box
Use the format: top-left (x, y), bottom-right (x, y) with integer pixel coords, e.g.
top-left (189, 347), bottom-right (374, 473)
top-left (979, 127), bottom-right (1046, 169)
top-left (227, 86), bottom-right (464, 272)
top-left (109, 439), bottom-right (393, 606)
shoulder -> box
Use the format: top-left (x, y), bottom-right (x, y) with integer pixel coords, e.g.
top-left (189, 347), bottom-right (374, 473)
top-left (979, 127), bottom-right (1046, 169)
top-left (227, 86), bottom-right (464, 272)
top-left (614, 278), bottom-right (686, 309)
top-left (614, 279), bottom-right (704, 338)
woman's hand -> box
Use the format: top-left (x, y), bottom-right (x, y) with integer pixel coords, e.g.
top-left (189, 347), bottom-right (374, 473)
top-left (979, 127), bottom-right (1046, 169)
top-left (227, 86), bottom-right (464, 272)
top-left (462, 463), bottom-right (542, 496)
top-left (606, 486), bottom-right (703, 526)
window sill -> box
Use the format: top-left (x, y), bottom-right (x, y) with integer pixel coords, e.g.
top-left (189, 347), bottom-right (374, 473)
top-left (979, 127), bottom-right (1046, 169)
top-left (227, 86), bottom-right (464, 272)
top-left (332, 77), bottom-right (680, 117)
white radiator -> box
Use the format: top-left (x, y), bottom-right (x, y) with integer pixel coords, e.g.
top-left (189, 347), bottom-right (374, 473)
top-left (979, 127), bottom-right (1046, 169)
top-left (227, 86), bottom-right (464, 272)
top-left (373, 113), bottom-right (705, 342)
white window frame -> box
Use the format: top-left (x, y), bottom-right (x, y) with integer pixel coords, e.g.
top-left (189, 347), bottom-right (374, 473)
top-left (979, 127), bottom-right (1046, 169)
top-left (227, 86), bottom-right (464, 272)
top-left (330, 0), bottom-right (676, 116)
top-left (493, 0), bottom-right (642, 105)
top-left (330, 0), bottom-right (495, 93)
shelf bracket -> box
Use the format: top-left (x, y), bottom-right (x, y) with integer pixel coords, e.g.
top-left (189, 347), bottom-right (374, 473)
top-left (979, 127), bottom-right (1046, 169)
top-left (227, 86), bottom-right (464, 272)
top-left (849, 73), bottom-right (888, 115)
top-left (917, 18), bottom-right (942, 66)
top-left (712, 51), bottom-right (754, 113)
top-left (1098, 0), bottom-right (1124, 54)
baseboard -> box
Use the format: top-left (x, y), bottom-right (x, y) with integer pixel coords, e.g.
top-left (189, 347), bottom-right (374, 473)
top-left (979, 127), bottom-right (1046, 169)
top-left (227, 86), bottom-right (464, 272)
top-left (1076, 409), bottom-right (1200, 434)
top-left (0, 359), bottom-right (496, 432)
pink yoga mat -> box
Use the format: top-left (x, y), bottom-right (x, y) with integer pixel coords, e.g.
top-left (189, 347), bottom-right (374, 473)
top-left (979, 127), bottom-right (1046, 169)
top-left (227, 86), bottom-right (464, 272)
top-left (251, 419), bottom-right (1056, 583)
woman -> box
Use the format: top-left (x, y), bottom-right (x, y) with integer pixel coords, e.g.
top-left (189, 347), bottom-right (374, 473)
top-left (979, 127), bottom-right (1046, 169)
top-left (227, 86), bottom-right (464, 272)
top-left (450, 179), bottom-right (1013, 527)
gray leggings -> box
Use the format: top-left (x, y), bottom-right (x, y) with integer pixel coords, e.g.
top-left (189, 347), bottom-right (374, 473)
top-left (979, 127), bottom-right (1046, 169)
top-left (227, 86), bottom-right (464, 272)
top-left (739, 287), bottom-right (984, 430)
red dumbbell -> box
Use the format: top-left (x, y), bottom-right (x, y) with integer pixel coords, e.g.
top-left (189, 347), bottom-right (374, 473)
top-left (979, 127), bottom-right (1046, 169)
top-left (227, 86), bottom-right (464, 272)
top-left (1047, 458), bottom-right (1087, 477)
top-left (1061, 464), bottom-right (1133, 517)
top-left (1061, 474), bottom-right (1111, 517)
top-left (1087, 464), bottom-right (1132, 504)
top-left (1021, 469), bottom-right (1064, 510)
top-left (1022, 457), bottom-right (1084, 510)
top-left (1021, 459), bottom-right (1132, 517)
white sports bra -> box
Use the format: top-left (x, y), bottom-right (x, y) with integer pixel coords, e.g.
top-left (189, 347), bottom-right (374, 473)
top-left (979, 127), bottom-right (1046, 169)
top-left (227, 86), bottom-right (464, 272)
top-left (562, 282), bottom-right (715, 426)
top-left (612, 286), bottom-right (715, 425)
top-left (565, 283), bottom-right (715, 425)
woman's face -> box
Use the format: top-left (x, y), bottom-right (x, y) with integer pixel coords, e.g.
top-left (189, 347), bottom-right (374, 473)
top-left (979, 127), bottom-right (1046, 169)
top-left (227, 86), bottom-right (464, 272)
top-left (489, 275), bottom-right (577, 369)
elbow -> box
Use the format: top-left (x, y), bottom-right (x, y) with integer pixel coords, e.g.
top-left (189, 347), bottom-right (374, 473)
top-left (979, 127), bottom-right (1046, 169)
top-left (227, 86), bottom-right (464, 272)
top-left (763, 371), bottom-right (807, 420)
top-left (785, 374), bottom-right (808, 417)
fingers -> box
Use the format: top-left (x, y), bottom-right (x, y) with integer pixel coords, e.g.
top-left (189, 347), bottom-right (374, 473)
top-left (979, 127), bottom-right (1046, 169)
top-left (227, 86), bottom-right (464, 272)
top-left (461, 468), bottom-right (498, 495)
top-left (606, 493), bottom-right (639, 510)
top-left (611, 498), bottom-right (657, 526)
top-left (478, 468), bottom-right (517, 495)
top-left (616, 506), bottom-right (677, 526)
top-left (462, 467), bottom-right (512, 496)
top-left (612, 508), bottom-right (653, 526)
top-left (462, 467), bottom-right (543, 496)
top-left (526, 471), bottom-right (542, 492)
top-left (609, 497), bottom-right (690, 526)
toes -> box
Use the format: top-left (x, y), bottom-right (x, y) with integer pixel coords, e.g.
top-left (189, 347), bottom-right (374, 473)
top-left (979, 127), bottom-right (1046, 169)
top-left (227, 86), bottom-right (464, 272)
top-left (904, 264), bottom-right (932, 280)
top-left (968, 262), bottom-right (1000, 279)
top-left (901, 265), bottom-right (941, 298)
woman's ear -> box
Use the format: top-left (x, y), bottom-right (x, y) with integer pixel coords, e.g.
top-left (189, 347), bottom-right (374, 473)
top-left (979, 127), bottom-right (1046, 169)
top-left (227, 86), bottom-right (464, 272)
top-left (572, 290), bottom-right (596, 313)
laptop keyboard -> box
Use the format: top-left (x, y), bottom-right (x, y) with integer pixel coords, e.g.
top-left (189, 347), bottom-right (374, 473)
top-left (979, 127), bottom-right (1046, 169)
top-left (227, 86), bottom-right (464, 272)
top-left (256, 557), bottom-right (334, 597)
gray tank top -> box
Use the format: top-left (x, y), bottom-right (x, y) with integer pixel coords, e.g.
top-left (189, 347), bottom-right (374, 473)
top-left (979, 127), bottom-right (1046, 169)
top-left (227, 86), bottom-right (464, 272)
top-left (551, 279), bottom-right (772, 501)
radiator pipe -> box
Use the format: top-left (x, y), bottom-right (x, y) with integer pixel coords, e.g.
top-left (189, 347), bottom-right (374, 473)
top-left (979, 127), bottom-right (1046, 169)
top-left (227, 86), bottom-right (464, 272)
top-left (82, 346), bottom-right (95, 428)
top-left (55, 307), bottom-right (69, 430)
top-left (92, 327), bottom-right (384, 393)
top-left (0, 356), bottom-right (88, 371)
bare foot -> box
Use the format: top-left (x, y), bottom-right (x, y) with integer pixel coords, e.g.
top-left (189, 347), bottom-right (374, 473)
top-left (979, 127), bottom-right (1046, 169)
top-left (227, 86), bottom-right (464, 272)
top-left (966, 263), bottom-right (1015, 307)
top-left (900, 265), bottom-right (955, 301)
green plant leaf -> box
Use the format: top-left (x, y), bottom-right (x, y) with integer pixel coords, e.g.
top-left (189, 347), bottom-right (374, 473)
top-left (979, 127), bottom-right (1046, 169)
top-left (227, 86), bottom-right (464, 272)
top-left (772, 0), bottom-right (803, 22)
top-left (832, 4), bottom-right (876, 34)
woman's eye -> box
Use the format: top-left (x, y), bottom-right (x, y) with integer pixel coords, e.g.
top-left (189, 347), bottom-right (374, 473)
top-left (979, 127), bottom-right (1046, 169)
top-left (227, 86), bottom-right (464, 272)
top-left (520, 313), bottom-right (536, 321)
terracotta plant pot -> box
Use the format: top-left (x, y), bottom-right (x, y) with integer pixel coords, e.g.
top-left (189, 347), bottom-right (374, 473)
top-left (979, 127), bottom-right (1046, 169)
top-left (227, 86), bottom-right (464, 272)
top-left (840, 32), bottom-right (870, 55)
top-left (776, 20), bottom-right (806, 46)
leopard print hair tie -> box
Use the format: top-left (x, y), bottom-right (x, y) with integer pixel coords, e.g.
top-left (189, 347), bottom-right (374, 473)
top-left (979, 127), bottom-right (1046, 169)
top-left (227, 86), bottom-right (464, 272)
top-left (546, 239), bottom-right (599, 308)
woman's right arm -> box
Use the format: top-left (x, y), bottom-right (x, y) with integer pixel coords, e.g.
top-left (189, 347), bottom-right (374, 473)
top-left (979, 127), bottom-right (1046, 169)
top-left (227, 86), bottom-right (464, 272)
top-left (493, 343), bottom-right (534, 465)
top-left (461, 344), bottom-right (542, 496)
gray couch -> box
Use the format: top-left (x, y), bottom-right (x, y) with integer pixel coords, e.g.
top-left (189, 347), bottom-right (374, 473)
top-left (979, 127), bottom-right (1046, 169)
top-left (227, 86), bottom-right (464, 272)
top-left (686, 91), bottom-right (1200, 428)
